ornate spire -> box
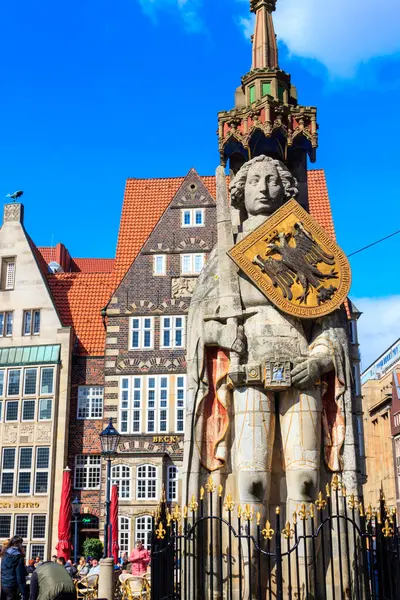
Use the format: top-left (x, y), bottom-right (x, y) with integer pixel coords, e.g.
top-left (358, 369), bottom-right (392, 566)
top-left (250, 0), bottom-right (278, 70)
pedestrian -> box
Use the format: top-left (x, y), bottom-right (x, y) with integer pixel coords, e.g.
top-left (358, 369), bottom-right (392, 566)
top-left (29, 561), bottom-right (76, 600)
top-left (76, 557), bottom-right (89, 577)
top-left (26, 560), bottom-right (36, 575)
top-left (0, 535), bottom-right (28, 600)
top-left (129, 541), bottom-right (150, 576)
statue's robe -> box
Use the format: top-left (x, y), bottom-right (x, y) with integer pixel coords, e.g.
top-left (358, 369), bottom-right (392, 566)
top-left (183, 247), bottom-right (359, 504)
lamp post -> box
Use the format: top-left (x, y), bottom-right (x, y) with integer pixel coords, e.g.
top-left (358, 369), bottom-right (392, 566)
top-left (100, 418), bottom-right (120, 558)
top-left (72, 497), bottom-right (82, 564)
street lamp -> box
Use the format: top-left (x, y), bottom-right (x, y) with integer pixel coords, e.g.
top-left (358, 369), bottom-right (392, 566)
top-left (100, 418), bottom-right (120, 558)
top-left (71, 497), bottom-right (82, 564)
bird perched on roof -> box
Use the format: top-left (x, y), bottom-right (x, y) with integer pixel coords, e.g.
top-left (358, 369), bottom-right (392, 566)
top-left (5, 190), bottom-right (23, 201)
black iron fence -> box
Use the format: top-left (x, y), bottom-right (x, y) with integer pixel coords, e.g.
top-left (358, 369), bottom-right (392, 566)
top-left (151, 476), bottom-right (400, 600)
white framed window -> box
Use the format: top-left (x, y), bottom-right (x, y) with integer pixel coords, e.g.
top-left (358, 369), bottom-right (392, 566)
top-left (24, 368), bottom-right (38, 396)
top-left (147, 376), bottom-right (168, 433)
top-left (1, 448), bottom-right (16, 494)
top-left (119, 516), bottom-right (131, 553)
top-left (0, 514), bottom-right (11, 538)
top-left (77, 386), bottom-right (104, 419)
top-left (176, 375), bottom-right (185, 433)
top-left (22, 400), bottom-right (36, 422)
top-left (38, 399), bottom-right (52, 421)
top-left (0, 370), bottom-right (4, 397)
top-left (18, 447), bottom-right (33, 495)
top-left (35, 447), bottom-right (50, 495)
top-left (136, 465), bottom-right (157, 500)
top-left (40, 368), bottom-right (54, 395)
top-left (119, 377), bottom-right (142, 434)
top-left (0, 312), bottom-right (13, 337)
top-left (74, 455), bottom-right (101, 490)
top-left (15, 514), bottom-right (29, 538)
top-left (130, 317), bottom-right (154, 350)
top-left (181, 208), bottom-right (204, 227)
top-left (7, 369), bottom-right (21, 396)
top-left (153, 255), bottom-right (166, 276)
top-left (1, 258), bottom-right (16, 290)
top-left (167, 466), bottom-right (178, 502)
top-left (112, 465), bottom-right (131, 500)
top-left (30, 545), bottom-right (45, 560)
top-left (23, 310), bottom-right (41, 336)
top-left (135, 516), bottom-right (152, 550)
top-left (5, 400), bottom-right (18, 422)
top-left (181, 253), bottom-right (205, 275)
top-left (161, 316), bottom-right (185, 349)
top-left (32, 515), bottom-right (46, 540)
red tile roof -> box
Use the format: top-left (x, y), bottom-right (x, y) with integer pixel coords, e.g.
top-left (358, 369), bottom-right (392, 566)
top-left (44, 169), bottom-right (336, 357)
top-left (70, 258), bottom-right (114, 273)
top-left (47, 272), bottom-right (114, 356)
top-left (114, 170), bottom-right (334, 281)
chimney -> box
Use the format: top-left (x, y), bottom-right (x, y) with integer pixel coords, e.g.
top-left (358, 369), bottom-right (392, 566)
top-left (3, 203), bottom-right (24, 225)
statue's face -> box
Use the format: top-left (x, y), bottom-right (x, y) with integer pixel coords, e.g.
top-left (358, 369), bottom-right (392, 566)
top-left (244, 161), bottom-right (284, 217)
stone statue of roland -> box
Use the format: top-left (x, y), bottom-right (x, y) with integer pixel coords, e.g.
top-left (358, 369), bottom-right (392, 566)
top-left (183, 155), bottom-right (358, 524)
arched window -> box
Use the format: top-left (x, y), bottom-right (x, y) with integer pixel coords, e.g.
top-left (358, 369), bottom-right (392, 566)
top-left (135, 516), bottom-right (152, 550)
top-left (111, 465), bottom-right (131, 500)
top-left (167, 466), bottom-right (178, 502)
top-left (136, 465), bottom-right (157, 500)
top-left (119, 516), bottom-right (131, 554)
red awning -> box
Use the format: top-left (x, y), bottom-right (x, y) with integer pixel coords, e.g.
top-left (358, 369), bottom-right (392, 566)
top-left (111, 484), bottom-right (119, 563)
top-left (56, 468), bottom-right (72, 560)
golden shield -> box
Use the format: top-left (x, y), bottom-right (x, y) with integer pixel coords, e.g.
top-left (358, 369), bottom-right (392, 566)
top-left (228, 199), bottom-right (351, 319)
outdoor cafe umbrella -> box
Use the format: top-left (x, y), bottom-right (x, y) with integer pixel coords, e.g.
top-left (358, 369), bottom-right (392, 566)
top-left (56, 467), bottom-right (73, 560)
top-left (111, 484), bottom-right (119, 563)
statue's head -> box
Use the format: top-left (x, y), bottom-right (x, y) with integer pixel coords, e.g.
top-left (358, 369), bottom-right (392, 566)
top-left (230, 155), bottom-right (298, 218)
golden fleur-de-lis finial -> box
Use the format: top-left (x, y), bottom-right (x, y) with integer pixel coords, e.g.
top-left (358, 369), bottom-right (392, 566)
top-left (155, 522), bottom-right (166, 540)
top-left (341, 484), bottom-right (347, 498)
top-left (348, 494), bottom-right (356, 510)
top-left (224, 494), bottom-right (234, 512)
top-left (189, 494), bottom-right (199, 512)
top-left (325, 483), bottom-right (331, 498)
top-left (282, 522), bottom-right (294, 540)
top-left (309, 504), bottom-right (315, 519)
top-left (262, 520), bottom-right (274, 540)
top-left (205, 476), bottom-right (216, 494)
top-left (183, 505), bottom-right (188, 519)
top-left (293, 511), bottom-right (297, 525)
top-left (256, 512), bottom-right (261, 526)
top-left (243, 504), bottom-right (253, 521)
top-left (299, 503), bottom-right (308, 521)
top-left (166, 512), bottom-right (172, 527)
top-left (172, 504), bottom-right (181, 522)
top-left (332, 474), bottom-right (339, 491)
top-left (276, 507), bottom-right (280, 515)
top-left (382, 519), bottom-right (394, 538)
top-left (238, 504), bottom-right (242, 518)
top-left (359, 502), bottom-right (364, 517)
top-left (218, 484), bottom-right (223, 497)
top-left (200, 487), bottom-right (205, 501)
top-left (315, 491), bottom-right (327, 511)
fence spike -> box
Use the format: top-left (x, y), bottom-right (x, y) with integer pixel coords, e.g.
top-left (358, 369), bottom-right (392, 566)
top-left (359, 502), bottom-right (364, 517)
top-left (224, 493), bottom-right (234, 512)
top-left (366, 504), bottom-right (373, 521)
top-left (244, 504), bottom-right (253, 521)
top-left (348, 494), bottom-right (356, 510)
top-left (155, 522), bottom-right (166, 540)
top-left (256, 512), bottom-right (261, 526)
top-left (190, 494), bottom-right (199, 512)
top-left (341, 484), bottom-right (347, 498)
top-left (332, 474), bottom-right (339, 491)
top-left (183, 505), bottom-right (188, 519)
top-left (315, 491), bottom-right (327, 511)
top-left (262, 520), bottom-right (274, 540)
top-left (282, 522), bottom-right (294, 539)
top-left (276, 507), bottom-right (280, 515)
top-left (382, 519), bottom-right (394, 538)
top-left (238, 504), bottom-right (242, 518)
top-left (205, 476), bottom-right (216, 494)
top-left (200, 487), bottom-right (205, 501)
top-left (299, 503), bottom-right (308, 521)
top-left (292, 511), bottom-right (297, 525)
top-left (309, 503), bottom-right (315, 519)
top-left (325, 483), bottom-right (331, 498)
top-left (218, 484), bottom-right (223, 497)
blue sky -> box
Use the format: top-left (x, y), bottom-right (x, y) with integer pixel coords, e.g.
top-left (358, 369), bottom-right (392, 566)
top-left (2, 0), bottom-right (400, 367)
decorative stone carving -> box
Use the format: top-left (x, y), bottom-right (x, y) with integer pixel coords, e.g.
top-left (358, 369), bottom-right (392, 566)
top-left (3, 426), bottom-right (18, 443)
top-left (36, 425), bottom-right (52, 442)
top-left (172, 277), bottom-right (198, 299)
top-left (20, 425), bottom-right (34, 443)
top-left (3, 203), bottom-right (22, 222)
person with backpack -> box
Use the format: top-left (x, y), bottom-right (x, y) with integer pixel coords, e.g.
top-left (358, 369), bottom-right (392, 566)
top-left (0, 536), bottom-right (28, 600)
top-left (29, 560), bottom-right (76, 600)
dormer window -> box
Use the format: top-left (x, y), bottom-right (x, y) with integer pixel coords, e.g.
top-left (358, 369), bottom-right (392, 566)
top-left (181, 209), bottom-right (204, 227)
top-left (1, 258), bottom-right (16, 290)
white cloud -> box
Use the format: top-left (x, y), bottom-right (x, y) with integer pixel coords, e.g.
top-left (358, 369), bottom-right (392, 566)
top-left (353, 296), bottom-right (400, 371)
top-left (239, 15), bottom-right (255, 40)
top-left (273, 0), bottom-right (400, 77)
top-left (237, 0), bottom-right (400, 77)
top-left (137, 0), bottom-right (204, 33)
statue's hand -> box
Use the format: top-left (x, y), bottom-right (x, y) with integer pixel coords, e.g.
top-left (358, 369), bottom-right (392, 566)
top-left (291, 353), bottom-right (333, 390)
top-left (215, 320), bottom-right (246, 356)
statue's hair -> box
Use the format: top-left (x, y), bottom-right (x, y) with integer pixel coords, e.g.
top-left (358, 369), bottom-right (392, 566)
top-left (230, 155), bottom-right (298, 208)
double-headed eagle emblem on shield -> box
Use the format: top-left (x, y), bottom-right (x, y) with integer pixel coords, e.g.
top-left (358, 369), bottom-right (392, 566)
top-left (229, 200), bottom-right (351, 318)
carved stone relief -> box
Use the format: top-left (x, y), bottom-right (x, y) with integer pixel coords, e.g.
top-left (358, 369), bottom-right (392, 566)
top-left (4, 203), bottom-right (22, 222)
top-left (172, 277), bottom-right (198, 299)
top-left (3, 426), bottom-right (18, 444)
top-left (20, 425), bottom-right (34, 443)
top-left (36, 425), bottom-right (52, 442)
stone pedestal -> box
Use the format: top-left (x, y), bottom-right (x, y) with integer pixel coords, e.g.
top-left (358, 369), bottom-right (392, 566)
top-left (98, 557), bottom-right (114, 600)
